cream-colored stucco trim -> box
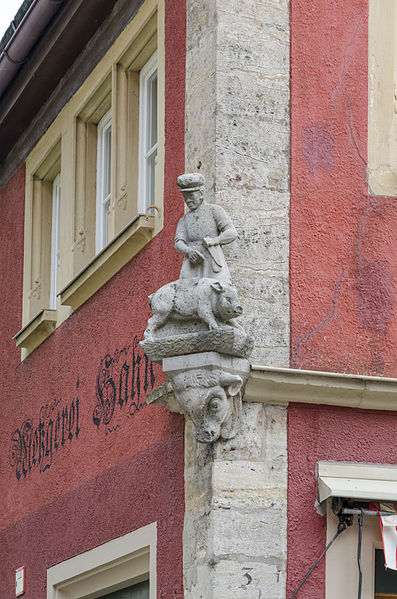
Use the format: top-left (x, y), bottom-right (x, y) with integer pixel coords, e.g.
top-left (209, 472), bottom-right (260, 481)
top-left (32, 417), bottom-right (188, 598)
top-left (368, 0), bottom-right (397, 196)
top-left (47, 522), bottom-right (157, 599)
top-left (13, 309), bottom-right (57, 352)
top-left (318, 461), bottom-right (397, 504)
top-left (60, 213), bottom-right (155, 310)
top-left (246, 365), bottom-right (397, 411)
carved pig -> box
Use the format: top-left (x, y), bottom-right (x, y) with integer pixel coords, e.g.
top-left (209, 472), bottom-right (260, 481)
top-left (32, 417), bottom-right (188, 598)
top-left (170, 368), bottom-right (243, 443)
top-left (144, 278), bottom-right (243, 341)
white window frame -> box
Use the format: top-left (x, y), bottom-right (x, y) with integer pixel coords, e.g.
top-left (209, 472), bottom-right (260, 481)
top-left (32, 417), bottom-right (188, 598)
top-left (326, 502), bottom-right (382, 599)
top-left (96, 109), bottom-right (112, 254)
top-left (138, 51), bottom-right (158, 214)
top-left (47, 522), bottom-right (156, 599)
top-left (317, 462), bottom-right (397, 598)
top-left (50, 173), bottom-right (61, 310)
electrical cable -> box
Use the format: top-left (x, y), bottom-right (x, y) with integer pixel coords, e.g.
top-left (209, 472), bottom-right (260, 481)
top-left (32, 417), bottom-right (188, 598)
top-left (288, 521), bottom-right (347, 599)
top-left (357, 512), bottom-right (364, 599)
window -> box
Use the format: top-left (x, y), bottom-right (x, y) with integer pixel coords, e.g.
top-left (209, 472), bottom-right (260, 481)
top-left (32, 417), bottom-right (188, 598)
top-left (317, 462), bottom-right (397, 599)
top-left (375, 548), bottom-right (397, 598)
top-left (47, 523), bottom-right (156, 599)
top-left (99, 581), bottom-right (149, 599)
top-left (96, 109), bottom-right (112, 253)
top-left (13, 140), bottom-right (63, 354)
top-left (15, 0), bottom-right (165, 355)
top-left (139, 51), bottom-right (158, 213)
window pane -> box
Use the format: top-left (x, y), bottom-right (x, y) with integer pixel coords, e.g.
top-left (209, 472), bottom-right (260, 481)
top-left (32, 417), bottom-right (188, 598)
top-left (50, 173), bottom-right (61, 310)
top-left (104, 125), bottom-right (111, 198)
top-left (96, 109), bottom-right (112, 253)
top-left (375, 548), bottom-right (397, 597)
top-left (147, 149), bottom-right (157, 209)
top-left (147, 71), bottom-right (157, 151)
top-left (138, 52), bottom-right (157, 214)
top-left (98, 580), bottom-right (149, 599)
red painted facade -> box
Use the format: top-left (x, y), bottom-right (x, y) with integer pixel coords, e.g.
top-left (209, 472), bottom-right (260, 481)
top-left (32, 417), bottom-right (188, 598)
top-left (287, 403), bottom-right (397, 599)
top-left (0, 1), bottom-right (186, 596)
top-left (289, 1), bottom-right (397, 597)
top-left (291, 0), bottom-right (397, 377)
top-left (2, 0), bottom-right (397, 597)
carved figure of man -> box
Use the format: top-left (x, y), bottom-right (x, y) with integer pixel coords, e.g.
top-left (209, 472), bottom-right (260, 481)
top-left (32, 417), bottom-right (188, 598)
top-left (175, 173), bottom-right (238, 283)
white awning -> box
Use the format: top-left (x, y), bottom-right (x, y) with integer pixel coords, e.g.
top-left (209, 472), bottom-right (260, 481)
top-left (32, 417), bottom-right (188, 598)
top-left (317, 462), bottom-right (397, 504)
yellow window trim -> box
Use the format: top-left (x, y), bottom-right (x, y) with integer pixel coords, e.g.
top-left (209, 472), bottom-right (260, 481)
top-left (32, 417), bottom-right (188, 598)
top-left (13, 309), bottom-right (57, 353)
top-left (18, 0), bottom-right (165, 357)
top-left (59, 213), bottom-right (155, 310)
top-left (368, 0), bottom-right (397, 195)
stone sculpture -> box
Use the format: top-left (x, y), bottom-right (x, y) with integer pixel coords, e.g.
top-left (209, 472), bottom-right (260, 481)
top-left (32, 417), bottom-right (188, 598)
top-left (175, 173), bottom-right (238, 283)
top-left (141, 173), bottom-right (252, 443)
top-left (143, 278), bottom-right (243, 342)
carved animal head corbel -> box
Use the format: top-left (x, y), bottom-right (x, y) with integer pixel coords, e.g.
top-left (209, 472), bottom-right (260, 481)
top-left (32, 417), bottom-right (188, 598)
top-left (169, 368), bottom-right (244, 443)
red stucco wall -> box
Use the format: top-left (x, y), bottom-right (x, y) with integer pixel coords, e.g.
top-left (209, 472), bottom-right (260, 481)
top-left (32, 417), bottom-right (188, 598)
top-left (289, 1), bottom-right (397, 597)
top-left (287, 403), bottom-right (397, 599)
top-left (290, 0), bottom-right (397, 376)
top-left (0, 0), bottom-right (186, 596)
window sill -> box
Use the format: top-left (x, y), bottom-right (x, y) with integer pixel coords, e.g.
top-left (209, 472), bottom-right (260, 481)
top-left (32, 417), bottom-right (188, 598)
top-left (59, 213), bottom-right (155, 310)
top-left (13, 309), bottom-right (58, 353)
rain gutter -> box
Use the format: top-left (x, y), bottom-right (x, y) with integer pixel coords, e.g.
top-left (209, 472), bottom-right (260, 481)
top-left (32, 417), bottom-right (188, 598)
top-left (0, 0), bottom-right (67, 99)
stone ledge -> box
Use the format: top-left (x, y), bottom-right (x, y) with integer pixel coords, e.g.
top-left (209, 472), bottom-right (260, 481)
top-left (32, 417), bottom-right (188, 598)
top-left (246, 365), bottom-right (397, 411)
top-left (148, 365), bottom-right (397, 413)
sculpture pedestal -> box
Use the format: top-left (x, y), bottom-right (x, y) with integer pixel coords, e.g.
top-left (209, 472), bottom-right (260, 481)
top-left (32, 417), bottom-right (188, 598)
top-left (140, 328), bottom-right (253, 364)
top-left (162, 351), bottom-right (250, 380)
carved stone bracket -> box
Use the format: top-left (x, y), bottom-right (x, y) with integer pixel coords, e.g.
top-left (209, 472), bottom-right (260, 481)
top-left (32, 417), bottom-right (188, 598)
top-left (147, 352), bottom-right (250, 443)
top-left (141, 173), bottom-right (253, 443)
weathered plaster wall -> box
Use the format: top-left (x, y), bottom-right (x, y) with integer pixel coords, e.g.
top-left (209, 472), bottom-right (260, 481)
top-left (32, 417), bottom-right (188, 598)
top-left (0, 1), bottom-right (186, 596)
top-left (287, 403), bottom-right (397, 599)
top-left (184, 404), bottom-right (287, 599)
top-left (186, 0), bottom-right (290, 367)
top-left (0, 438), bottom-right (184, 598)
top-left (290, 0), bottom-right (397, 376)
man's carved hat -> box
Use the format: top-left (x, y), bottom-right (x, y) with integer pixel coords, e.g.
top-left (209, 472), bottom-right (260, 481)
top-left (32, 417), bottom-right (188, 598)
top-left (177, 173), bottom-right (205, 192)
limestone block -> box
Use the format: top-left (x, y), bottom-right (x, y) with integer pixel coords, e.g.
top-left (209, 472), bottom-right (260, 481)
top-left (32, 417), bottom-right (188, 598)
top-left (216, 189), bottom-right (289, 216)
top-left (186, 0), bottom-right (217, 52)
top-left (214, 402), bottom-right (266, 461)
top-left (212, 559), bottom-right (286, 599)
top-left (211, 506), bottom-right (286, 559)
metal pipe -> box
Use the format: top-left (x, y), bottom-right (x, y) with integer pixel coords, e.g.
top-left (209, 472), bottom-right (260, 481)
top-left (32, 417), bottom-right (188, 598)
top-left (343, 508), bottom-right (395, 516)
top-left (0, 0), bottom-right (66, 98)
top-left (357, 512), bottom-right (363, 599)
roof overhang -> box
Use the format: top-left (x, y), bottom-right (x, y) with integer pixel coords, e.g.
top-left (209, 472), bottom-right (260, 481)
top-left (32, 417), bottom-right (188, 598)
top-left (0, 0), bottom-right (119, 167)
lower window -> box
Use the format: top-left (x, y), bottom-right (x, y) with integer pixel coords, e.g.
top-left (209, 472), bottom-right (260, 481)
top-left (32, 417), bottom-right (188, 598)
top-left (47, 523), bottom-right (156, 599)
top-left (99, 580), bottom-right (149, 599)
top-left (375, 548), bottom-right (397, 598)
